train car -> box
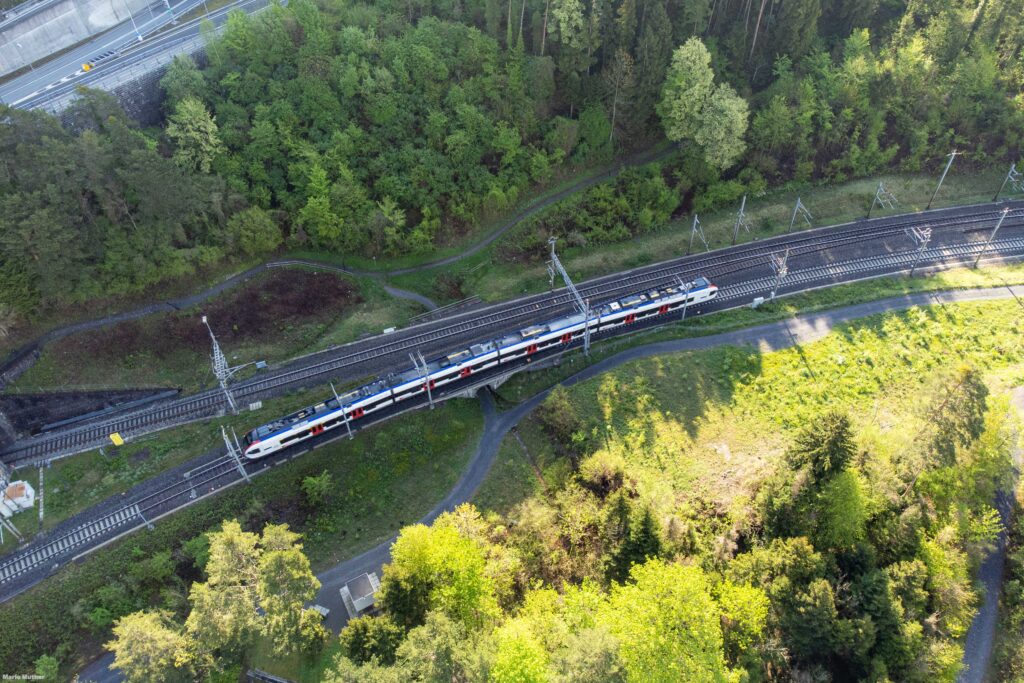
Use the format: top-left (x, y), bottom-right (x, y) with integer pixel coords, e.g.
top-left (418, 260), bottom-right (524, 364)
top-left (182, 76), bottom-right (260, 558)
top-left (242, 277), bottom-right (717, 459)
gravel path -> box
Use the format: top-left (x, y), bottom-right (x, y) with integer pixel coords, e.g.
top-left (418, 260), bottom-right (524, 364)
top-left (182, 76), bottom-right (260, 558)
top-left (75, 284), bottom-right (1024, 682)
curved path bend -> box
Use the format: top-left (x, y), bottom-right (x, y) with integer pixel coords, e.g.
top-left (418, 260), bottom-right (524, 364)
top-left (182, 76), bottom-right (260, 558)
top-left (76, 283), bottom-right (1024, 681)
top-left (314, 283), bottom-right (1024, 632)
top-left (0, 145), bottom-right (674, 384)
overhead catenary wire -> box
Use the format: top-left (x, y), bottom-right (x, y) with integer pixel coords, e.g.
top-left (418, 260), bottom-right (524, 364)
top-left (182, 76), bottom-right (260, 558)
top-left (5, 204), bottom-right (1024, 468)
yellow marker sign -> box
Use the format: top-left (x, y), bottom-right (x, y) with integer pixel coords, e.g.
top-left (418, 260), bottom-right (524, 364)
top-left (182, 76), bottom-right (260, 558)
top-left (109, 432), bottom-right (124, 446)
top-left (82, 63), bottom-right (92, 71)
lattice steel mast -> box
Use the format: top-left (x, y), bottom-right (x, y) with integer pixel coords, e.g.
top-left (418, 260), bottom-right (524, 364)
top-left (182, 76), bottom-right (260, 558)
top-left (905, 226), bottom-right (932, 277)
top-left (547, 238), bottom-right (592, 355)
top-left (202, 315), bottom-right (242, 413)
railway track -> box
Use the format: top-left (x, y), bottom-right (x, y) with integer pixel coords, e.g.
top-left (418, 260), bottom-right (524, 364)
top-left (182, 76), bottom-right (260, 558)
top-left (1, 228), bottom-right (1024, 599)
top-left (2, 201), bottom-right (1023, 469)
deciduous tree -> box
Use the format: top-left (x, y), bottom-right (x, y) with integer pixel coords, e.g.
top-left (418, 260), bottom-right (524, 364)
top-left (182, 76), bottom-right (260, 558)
top-left (225, 207), bottom-right (282, 257)
top-left (378, 521), bottom-right (498, 629)
top-left (657, 37), bottom-right (748, 170)
top-left (166, 97), bottom-right (224, 174)
top-left (600, 559), bottom-right (729, 680)
top-left (106, 611), bottom-right (191, 683)
top-left (693, 83), bottom-right (749, 170)
top-left (341, 614), bottom-right (405, 665)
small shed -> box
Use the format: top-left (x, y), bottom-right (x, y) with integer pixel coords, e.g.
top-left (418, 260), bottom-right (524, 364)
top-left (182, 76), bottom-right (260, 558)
top-left (0, 481), bottom-right (35, 518)
top-left (340, 572), bottom-right (381, 620)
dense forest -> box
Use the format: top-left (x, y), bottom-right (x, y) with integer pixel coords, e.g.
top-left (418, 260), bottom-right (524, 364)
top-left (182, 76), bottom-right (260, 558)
top-left (2, 0), bottom-right (1023, 324)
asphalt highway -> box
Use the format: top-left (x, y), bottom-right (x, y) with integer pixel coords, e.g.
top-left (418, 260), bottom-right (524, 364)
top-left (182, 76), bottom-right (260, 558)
top-left (0, 0), bottom-right (270, 108)
top-left (1, 0), bottom-right (207, 105)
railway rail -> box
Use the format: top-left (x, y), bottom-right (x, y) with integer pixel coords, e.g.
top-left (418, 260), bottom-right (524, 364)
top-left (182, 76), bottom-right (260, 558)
top-left (1, 223), bottom-right (1024, 600)
top-left (2, 201), bottom-right (1023, 470)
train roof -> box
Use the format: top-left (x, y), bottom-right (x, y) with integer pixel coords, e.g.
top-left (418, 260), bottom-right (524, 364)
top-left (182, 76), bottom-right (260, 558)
top-left (546, 311), bottom-right (587, 332)
top-left (519, 324), bottom-right (548, 338)
top-left (253, 398), bottom-right (340, 438)
top-left (248, 276), bottom-right (717, 443)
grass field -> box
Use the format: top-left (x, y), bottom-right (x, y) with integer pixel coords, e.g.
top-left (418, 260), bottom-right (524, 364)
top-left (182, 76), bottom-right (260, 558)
top-left (248, 638), bottom-right (347, 683)
top-left (475, 297), bottom-right (1024, 526)
top-left (0, 256), bottom-right (261, 359)
top-left (492, 261), bottom-right (1024, 404)
top-left (6, 270), bottom-right (423, 394)
top-left (388, 168), bottom-right (1010, 304)
top-left (6, 260), bottom-right (1021, 556)
top-left (0, 398), bottom-right (483, 674)
top-left (473, 417), bottom-right (572, 516)
top-left (0, 378), bottom-right (458, 555)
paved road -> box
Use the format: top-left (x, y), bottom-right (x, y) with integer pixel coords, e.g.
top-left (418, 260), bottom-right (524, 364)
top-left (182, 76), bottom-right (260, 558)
top-left (76, 283), bottom-right (1024, 681)
top-left (0, 0), bottom-right (208, 105)
top-left (959, 386), bottom-right (1024, 683)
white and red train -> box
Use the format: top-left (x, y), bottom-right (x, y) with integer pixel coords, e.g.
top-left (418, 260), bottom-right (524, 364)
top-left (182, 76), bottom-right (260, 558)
top-left (242, 277), bottom-right (718, 459)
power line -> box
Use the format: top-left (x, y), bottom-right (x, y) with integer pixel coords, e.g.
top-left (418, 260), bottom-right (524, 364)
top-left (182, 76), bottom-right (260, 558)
top-left (867, 181), bottom-right (898, 218)
top-left (330, 383), bottom-right (354, 440)
top-left (202, 315), bottom-right (261, 414)
top-left (769, 248), bottom-right (790, 301)
top-left (788, 197), bottom-right (812, 233)
top-left (926, 150), bottom-right (959, 210)
top-left (676, 277), bottom-right (693, 322)
top-left (905, 225), bottom-right (932, 277)
top-left (732, 195), bottom-right (752, 245)
top-left (994, 162), bottom-right (1022, 201)
top-left (409, 351), bottom-right (434, 409)
top-left (222, 426), bottom-right (250, 483)
top-left (547, 238), bottom-right (592, 356)
top-left (546, 238), bottom-right (586, 315)
top-left (687, 214), bottom-right (709, 254)
top-left (974, 207), bottom-right (1010, 268)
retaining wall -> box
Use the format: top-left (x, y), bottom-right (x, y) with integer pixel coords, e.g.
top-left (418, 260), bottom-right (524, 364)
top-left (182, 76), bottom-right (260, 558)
top-left (0, 0), bottom-right (154, 76)
top-left (40, 38), bottom-right (204, 125)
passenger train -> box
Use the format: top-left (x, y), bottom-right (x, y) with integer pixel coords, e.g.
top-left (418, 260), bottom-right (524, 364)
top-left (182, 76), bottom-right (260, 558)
top-left (242, 277), bottom-right (718, 459)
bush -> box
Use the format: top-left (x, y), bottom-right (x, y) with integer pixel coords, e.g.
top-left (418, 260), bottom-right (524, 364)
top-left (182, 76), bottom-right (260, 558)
top-left (340, 614), bottom-right (405, 665)
top-left (302, 471), bottom-right (334, 509)
top-left (496, 163), bottom-right (679, 264)
top-left (226, 207), bottom-right (283, 257)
